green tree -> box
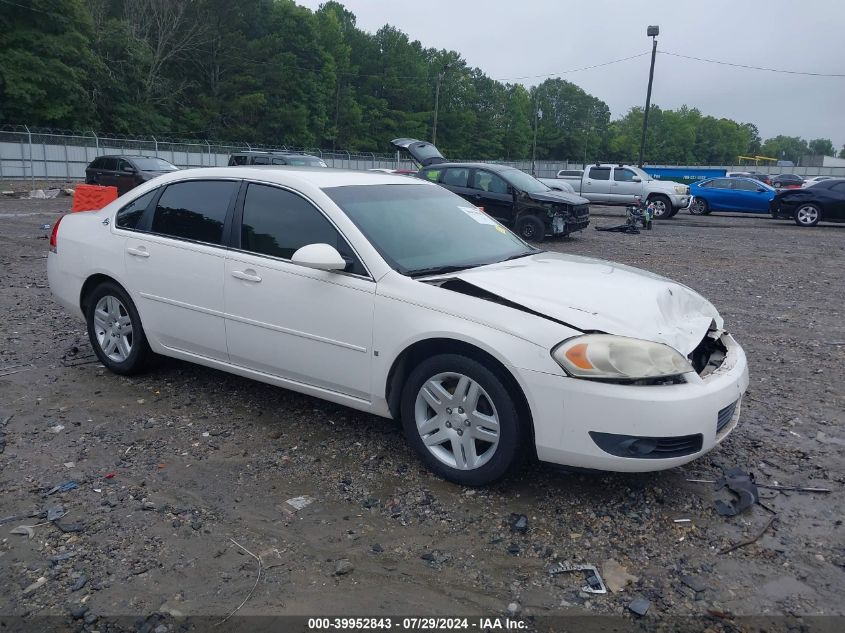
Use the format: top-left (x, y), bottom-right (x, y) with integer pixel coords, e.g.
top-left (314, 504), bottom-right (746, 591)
top-left (759, 135), bottom-right (809, 164)
top-left (0, 0), bottom-right (98, 127)
top-left (808, 138), bottom-right (835, 156)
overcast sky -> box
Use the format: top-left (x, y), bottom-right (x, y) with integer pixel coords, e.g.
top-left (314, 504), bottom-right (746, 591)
top-left (297, 0), bottom-right (845, 150)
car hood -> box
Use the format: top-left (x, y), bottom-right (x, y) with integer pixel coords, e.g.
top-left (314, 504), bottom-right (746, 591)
top-left (527, 190), bottom-right (591, 206)
top-left (441, 252), bottom-right (721, 354)
top-left (650, 179), bottom-right (686, 192)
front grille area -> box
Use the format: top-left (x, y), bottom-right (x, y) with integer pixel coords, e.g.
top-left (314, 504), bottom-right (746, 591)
top-left (572, 204), bottom-right (589, 217)
top-left (590, 431), bottom-right (703, 459)
top-left (717, 400), bottom-right (739, 434)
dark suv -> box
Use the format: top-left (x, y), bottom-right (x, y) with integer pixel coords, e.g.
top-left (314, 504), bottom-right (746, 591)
top-left (85, 155), bottom-right (179, 195)
top-left (391, 138), bottom-right (590, 241)
top-left (228, 151), bottom-right (328, 167)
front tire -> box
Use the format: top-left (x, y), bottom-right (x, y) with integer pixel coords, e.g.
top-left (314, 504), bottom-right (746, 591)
top-left (86, 281), bottom-right (153, 375)
top-left (515, 215), bottom-right (545, 242)
top-left (400, 354), bottom-right (524, 486)
top-left (794, 203), bottom-right (821, 227)
top-left (648, 194), bottom-right (673, 219)
top-left (689, 197), bottom-right (710, 215)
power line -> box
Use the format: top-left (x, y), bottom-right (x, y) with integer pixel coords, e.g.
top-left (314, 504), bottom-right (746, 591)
top-left (493, 52), bottom-right (651, 82)
top-left (659, 50), bottom-right (845, 78)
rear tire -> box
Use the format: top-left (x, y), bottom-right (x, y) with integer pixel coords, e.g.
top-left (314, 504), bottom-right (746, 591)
top-left (794, 203), bottom-right (821, 227)
top-left (648, 194), bottom-right (673, 219)
top-left (400, 354), bottom-right (524, 486)
top-left (86, 281), bottom-right (153, 375)
top-left (515, 215), bottom-right (545, 242)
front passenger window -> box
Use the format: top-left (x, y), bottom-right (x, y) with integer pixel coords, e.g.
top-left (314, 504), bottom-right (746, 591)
top-left (240, 183), bottom-right (365, 275)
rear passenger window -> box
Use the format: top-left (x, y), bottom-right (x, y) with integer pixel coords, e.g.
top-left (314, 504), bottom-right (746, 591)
top-left (588, 167), bottom-right (610, 180)
top-left (151, 180), bottom-right (237, 245)
top-left (116, 190), bottom-right (156, 230)
top-left (442, 168), bottom-right (469, 187)
top-left (240, 183), bottom-right (364, 274)
top-left (252, 156), bottom-right (270, 165)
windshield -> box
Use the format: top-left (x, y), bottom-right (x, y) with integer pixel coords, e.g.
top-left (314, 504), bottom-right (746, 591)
top-left (630, 167), bottom-right (652, 181)
top-left (323, 184), bottom-right (536, 276)
top-left (286, 157), bottom-right (328, 167)
top-left (133, 158), bottom-right (178, 171)
top-left (500, 168), bottom-right (550, 194)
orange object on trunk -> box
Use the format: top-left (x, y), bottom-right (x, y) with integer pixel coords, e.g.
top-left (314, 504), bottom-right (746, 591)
top-left (71, 184), bottom-right (118, 212)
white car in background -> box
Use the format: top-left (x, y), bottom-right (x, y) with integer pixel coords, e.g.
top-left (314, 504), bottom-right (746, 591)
top-left (48, 168), bottom-right (748, 485)
top-left (803, 175), bottom-right (833, 187)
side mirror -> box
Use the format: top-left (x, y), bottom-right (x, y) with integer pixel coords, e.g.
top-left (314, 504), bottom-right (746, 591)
top-left (291, 243), bottom-right (346, 271)
top-left (124, 166), bottom-right (136, 173)
top-left (631, 176), bottom-right (641, 182)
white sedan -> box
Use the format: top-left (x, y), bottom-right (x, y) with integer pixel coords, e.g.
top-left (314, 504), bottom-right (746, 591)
top-left (48, 167), bottom-right (748, 485)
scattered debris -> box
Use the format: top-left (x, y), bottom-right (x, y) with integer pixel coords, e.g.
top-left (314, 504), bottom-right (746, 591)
top-left (215, 539), bottom-right (262, 626)
top-left (10, 525), bottom-right (35, 539)
top-left (601, 559), bottom-right (638, 593)
top-left (48, 424), bottom-right (65, 433)
top-left (509, 513), bottom-right (528, 534)
top-left (719, 514), bottom-right (778, 555)
top-left (334, 559), bottom-right (354, 575)
top-left (286, 495), bottom-right (314, 511)
top-left (45, 481), bottom-right (78, 496)
top-left (548, 562), bottom-right (607, 594)
top-left (23, 576), bottom-right (48, 595)
top-left (714, 467), bottom-right (759, 516)
top-left (50, 552), bottom-right (77, 564)
top-left (46, 505), bottom-right (65, 521)
top-left (54, 520), bottom-right (84, 534)
top-left (680, 575), bottom-right (707, 593)
top-left (506, 602), bottom-right (521, 616)
top-left (371, 543), bottom-right (383, 553)
top-left (71, 574), bottom-right (88, 592)
top-left (628, 596), bottom-right (650, 616)
top-left (815, 431), bottom-right (845, 447)
top-left (673, 518), bottom-right (692, 523)
top-left (687, 477), bottom-right (831, 494)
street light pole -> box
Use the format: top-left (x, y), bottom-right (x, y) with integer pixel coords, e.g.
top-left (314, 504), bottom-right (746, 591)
top-left (638, 25), bottom-right (659, 168)
top-left (432, 63), bottom-right (450, 146)
top-left (531, 101), bottom-right (540, 176)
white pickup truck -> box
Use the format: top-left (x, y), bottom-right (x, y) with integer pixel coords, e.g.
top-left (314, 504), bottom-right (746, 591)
top-left (549, 164), bottom-right (690, 218)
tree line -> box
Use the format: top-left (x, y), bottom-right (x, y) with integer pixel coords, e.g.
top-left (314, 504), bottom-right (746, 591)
top-left (1, 0), bottom-right (841, 164)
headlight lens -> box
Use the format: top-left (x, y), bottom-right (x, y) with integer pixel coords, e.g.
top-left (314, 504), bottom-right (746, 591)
top-left (674, 185), bottom-right (688, 194)
top-left (552, 334), bottom-right (693, 380)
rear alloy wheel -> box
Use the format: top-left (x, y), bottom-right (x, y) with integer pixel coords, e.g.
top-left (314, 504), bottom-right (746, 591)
top-left (86, 281), bottom-right (152, 375)
top-left (400, 354), bottom-right (523, 486)
top-left (515, 215), bottom-right (545, 242)
top-left (689, 197), bottom-right (710, 215)
top-left (794, 203), bottom-right (821, 227)
top-left (648, 194), bottom-right (672, 219)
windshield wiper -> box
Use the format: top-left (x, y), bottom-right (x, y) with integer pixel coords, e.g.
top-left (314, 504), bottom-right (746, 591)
top-left (500, 250), bottom-right (539, 262)
top-left (406, 264), bottom-right (476, 278)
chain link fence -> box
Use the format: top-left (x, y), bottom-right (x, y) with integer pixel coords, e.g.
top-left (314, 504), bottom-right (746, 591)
top-left (2, 125), bottom-right (844, 183)
top-left (0, 125), bottom-right (416, 183)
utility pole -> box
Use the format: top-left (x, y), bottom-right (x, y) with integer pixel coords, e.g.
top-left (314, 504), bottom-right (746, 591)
top-left (532, 101), bottom-right (540, 176)
top-left (638, 25), bottom-right (659, 168)
top-left (432, 63), bottom-right (451, 146)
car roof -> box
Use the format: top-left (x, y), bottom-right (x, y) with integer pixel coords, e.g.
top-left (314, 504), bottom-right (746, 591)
top-left (97, 155), bottom-right (158, 159)
top-left (422, 162), bottom-right (518, 173)
top-left (139, 166), bottom-right (434, 189)
top-left (231, 150), bottom-right (319, 158)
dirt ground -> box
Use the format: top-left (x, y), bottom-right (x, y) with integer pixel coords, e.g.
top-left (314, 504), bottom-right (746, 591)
top-left (1, 196), bottom-right (844, 632)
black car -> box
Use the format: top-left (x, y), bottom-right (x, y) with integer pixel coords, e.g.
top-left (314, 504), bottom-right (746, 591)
top-left (228, 150), bottom-right (328, 167)
top-left (770, 178), bottom-right (845, 226)
top-left (85, 155), bottom-right (179, 195)
top-left (771, 174), bottom-right (804, 188)
top-left (727, 171), bottom-right (773, 186)
top-left (391, 138), bottom-right (590, 241)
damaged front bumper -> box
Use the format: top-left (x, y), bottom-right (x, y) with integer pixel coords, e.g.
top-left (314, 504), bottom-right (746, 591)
top-left (516, 332), bottom-right (749, 472)
top-left (550, 204), bottom-right (590, 235)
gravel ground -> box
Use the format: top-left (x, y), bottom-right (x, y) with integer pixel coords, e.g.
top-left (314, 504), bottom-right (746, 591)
top-left (0, 197), bottom-right (843, 631)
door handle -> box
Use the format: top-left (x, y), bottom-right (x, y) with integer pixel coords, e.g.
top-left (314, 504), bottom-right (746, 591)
top-left (231, 269), bottom-right (262, 283)
top-left (126, 246), bottom-right (150, 258)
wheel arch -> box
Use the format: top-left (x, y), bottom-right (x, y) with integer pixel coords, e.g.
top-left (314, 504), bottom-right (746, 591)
top-left (80, 273), bottom-right (126, 315)
top-left (385, 337), bottom-right (536, 454)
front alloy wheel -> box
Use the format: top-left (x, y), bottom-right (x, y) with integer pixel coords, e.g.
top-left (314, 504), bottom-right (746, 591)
top-left (400, 354), bottom-right (523, 486)
top-left (689, 197), bottom-right (710, 215)
top-left (794, 204), bottom-right (820, 227)
top-left (649, 195), bottom-right (672, 219)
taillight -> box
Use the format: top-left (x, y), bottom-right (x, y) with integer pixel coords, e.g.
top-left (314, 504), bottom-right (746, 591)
top-left (49, 215), bottom-right (64, 253)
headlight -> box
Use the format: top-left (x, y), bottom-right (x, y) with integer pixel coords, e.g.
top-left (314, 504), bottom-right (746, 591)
top-left (551, 334), bottom-right (693, 380)
top-left (674, 185), bottom-right (688, 195)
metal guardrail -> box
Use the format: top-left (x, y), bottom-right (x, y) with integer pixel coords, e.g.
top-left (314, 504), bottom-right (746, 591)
top-left (2, 125), bottom-right (844, 182)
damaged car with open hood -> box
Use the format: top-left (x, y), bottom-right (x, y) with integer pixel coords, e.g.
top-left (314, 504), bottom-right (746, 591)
top-left (391, 137), bottom-right (590, 241)
top-left (48, 168), bottom-right (748, 486)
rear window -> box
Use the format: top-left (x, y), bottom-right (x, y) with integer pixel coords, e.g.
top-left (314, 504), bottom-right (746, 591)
top-left (151, 180), bottom-right (237, 245)
top-left (116, 190), bottom-right (156, 230)
top-left (229, 155), bottom-right (248, 166)
top-left (101, 158), bottom-right (118, 171)
top-left (588, 167), bottom-right (610, 180)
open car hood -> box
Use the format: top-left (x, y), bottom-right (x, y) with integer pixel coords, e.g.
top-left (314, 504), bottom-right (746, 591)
top-left (527, 189), bottom-right (591, 206)
top-left (391, 138), bottom-right (446, 167)
top-left (441, 252), bottom-right (721, 355)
